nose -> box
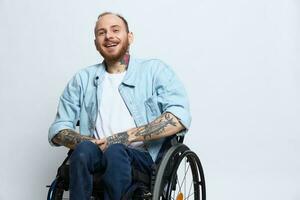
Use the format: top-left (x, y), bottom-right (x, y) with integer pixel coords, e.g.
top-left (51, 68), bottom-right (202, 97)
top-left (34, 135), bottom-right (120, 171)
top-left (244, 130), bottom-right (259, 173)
top-left (105, 31), bottom-right (114, 39)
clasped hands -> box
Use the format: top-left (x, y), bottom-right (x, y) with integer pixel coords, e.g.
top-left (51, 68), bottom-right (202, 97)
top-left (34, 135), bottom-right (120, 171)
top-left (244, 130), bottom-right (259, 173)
top-left (91, 129), bottom-right (140, 151)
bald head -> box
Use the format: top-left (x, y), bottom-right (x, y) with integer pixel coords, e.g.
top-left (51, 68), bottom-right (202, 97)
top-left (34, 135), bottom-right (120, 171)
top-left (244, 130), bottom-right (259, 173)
top-left (95, 12), bottom-right (129, 35)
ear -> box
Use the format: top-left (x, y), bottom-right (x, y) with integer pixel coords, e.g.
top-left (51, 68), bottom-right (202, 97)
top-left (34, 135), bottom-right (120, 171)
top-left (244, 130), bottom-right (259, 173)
top-left (94, 39), bottom-right (99, 51)
top-left (128, 32), bottom-right (134, 45)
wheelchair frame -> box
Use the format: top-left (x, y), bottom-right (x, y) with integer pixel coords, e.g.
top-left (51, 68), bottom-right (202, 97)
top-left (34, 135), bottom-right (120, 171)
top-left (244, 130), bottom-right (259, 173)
top-left (47, 137), bottom-right (206, 200)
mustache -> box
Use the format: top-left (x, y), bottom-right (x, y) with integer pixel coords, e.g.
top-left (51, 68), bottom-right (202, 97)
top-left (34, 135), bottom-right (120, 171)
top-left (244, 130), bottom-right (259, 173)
top-left (104, 38), bottom-right (120, 43)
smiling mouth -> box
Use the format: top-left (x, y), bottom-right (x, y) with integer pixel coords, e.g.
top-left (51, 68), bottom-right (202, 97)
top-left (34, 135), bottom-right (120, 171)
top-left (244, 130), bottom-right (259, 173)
top-left (104, 43), bottom-right (118, 48)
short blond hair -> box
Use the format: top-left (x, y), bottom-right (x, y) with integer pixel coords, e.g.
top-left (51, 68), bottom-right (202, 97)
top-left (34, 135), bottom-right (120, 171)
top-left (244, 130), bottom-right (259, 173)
top-left (97, 12), bottom-right (129, 33)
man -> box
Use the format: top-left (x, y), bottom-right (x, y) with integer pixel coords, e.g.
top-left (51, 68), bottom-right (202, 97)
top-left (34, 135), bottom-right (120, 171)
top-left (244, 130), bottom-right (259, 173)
top-left (49, 12), bottom-right (191, 200)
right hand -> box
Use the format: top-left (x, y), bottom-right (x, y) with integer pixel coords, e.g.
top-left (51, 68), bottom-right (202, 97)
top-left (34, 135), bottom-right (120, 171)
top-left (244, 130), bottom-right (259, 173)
top-left (91, 138), bottom-right (108, 151)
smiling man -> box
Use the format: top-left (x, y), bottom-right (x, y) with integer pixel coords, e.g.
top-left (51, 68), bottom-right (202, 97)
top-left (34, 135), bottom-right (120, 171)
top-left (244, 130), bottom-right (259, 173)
top-left (49, 12), bottom-right (191, 200)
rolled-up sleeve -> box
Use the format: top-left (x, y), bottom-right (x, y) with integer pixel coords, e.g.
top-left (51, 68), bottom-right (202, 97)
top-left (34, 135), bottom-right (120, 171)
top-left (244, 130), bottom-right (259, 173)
top-left (154, 62), bottom-right (191, 130)
top-left (48, 73), bottom-right (82, 146)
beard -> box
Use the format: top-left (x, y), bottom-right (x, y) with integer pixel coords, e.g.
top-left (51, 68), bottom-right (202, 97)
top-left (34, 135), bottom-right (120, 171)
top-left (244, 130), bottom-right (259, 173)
top-left (99, 38), bottom-right (129, 63)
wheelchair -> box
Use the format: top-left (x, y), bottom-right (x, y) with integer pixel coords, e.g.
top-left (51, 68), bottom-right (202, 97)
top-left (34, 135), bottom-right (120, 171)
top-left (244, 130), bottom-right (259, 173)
top-left (47, 136), bottom-right (206, 200)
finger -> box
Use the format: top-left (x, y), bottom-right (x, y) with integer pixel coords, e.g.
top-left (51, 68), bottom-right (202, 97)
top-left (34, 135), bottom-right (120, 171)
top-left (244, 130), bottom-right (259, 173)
top-left (95, 139), bottom-right (106, 145)
top-left (100, 143), bottom-right (107, 151)
top-left (127, 135), bottom-right (137, 143)
top-left (90, 139), bottom-right (98, 145)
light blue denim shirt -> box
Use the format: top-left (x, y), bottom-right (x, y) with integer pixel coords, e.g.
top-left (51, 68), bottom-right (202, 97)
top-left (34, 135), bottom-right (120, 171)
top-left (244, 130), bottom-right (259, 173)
top-left (48, 57), bottom-right (191, 161)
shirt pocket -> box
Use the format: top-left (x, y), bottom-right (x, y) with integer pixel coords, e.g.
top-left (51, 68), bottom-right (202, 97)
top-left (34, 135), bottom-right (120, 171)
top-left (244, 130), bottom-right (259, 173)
top-left (144, 95), bottom-right (162, 122)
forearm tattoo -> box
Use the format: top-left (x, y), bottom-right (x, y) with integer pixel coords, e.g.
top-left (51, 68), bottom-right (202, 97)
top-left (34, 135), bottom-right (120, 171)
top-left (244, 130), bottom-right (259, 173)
top-left (106, 131), bottom-right (129, 146)
top-left (52, 113), bottom-right (180, 149)
top-left (134, 112), bottom-right (178, 140)
top-left (105, 112), bottom-right (180, 146)
top-left (52, 129), bottom-right (94, 149)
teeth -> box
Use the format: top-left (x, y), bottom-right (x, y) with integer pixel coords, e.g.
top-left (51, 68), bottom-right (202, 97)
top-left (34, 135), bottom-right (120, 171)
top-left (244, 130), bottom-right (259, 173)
top-left (106, 43), bottom-right (117, 47)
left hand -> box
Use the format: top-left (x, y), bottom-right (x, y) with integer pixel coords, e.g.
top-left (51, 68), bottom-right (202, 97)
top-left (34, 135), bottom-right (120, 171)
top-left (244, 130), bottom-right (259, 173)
top-left (93, 138), bottom-right (108, 151)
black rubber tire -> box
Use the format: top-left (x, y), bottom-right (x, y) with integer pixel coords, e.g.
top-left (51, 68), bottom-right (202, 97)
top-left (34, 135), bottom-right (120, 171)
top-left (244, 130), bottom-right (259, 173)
top-left (52, 188), bottom-right (64, 200)
top-left (47, 179), bottom-right (64, 200)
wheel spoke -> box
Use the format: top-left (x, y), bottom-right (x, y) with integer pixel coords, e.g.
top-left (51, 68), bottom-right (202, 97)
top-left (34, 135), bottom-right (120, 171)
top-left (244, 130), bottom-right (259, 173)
top-left (171, 194), bottom-right (175, 200)
top-left (179, 161), bottom-right (190, 192)
top-left (177, 172), bottom-right (182, 192)
top-left (184, 192), bottom-right (194, 200)
top-left (173, 187), bottom-right (176, 200)
top-left (187, 179), bottom-right (193, 199)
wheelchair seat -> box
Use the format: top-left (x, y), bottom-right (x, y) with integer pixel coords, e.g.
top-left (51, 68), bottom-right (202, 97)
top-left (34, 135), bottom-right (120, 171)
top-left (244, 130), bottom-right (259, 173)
top-left (47, 136), bottom-right (206, 200)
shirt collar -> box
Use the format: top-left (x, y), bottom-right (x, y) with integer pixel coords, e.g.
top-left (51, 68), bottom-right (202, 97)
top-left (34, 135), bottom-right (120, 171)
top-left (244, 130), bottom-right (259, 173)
top-left (122, 56), bottom-right (137, 87)
top-left (97, 56), bottom-right (137, 87)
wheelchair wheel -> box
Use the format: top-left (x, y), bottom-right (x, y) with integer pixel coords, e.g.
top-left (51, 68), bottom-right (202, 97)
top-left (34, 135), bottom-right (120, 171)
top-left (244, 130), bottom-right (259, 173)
top-left (47, 178), bottom-right (65, 200)
top-left (152, 144), bottom-right (206, 200)
top-left (47, 179), bottom-right (102, 200)
top-left (51, 188), bottom-right (65, 200)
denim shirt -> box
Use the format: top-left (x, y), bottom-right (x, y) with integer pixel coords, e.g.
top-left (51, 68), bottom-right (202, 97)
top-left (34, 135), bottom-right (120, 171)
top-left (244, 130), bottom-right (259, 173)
top-left (48, 57), bottom-right (191, 161)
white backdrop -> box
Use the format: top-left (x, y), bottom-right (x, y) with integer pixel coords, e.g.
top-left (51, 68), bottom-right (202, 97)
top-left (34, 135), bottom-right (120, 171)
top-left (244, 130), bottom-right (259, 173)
top-left (0, 0), bottom-right (299, 199)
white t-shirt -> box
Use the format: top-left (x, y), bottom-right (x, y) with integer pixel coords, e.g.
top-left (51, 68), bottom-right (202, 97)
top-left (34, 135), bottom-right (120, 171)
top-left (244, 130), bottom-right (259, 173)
top-left (95, 71), bottom-right (143, 147)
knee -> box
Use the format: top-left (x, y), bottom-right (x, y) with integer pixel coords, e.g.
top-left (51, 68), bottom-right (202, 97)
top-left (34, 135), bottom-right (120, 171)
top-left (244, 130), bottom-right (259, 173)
top-left (104, 144), bottom-right (127, 159)
top-left (70, 141), bottom-right (97, 163)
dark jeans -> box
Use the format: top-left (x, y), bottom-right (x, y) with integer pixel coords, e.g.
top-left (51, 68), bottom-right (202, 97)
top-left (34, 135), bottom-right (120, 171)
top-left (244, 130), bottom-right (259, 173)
top-left (69, 141), bottom-right (154, 200)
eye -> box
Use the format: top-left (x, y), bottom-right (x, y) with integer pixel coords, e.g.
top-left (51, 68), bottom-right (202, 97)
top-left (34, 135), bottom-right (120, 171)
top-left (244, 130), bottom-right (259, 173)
top-left (97, 31), bottom-right (105, 36)
top-left (113, 29), bottom-right (120, 33)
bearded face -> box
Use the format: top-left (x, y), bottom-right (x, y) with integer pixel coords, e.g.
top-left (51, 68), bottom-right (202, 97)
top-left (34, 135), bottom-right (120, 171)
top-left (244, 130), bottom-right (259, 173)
top-left (94, 14), bottom-right (133, 63)
top-left (97, 32), bottom-right (129, 62)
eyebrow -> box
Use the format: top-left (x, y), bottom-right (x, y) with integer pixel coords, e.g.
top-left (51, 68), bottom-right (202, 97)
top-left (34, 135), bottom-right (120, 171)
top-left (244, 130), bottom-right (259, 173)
top-left (96, 25), bottom-right (121, 33)
top-left (111, 25), bottom-right (121, 29)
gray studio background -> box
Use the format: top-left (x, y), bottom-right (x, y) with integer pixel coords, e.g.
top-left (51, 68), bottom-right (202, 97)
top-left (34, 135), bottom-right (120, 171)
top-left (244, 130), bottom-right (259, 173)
top-left (0, 0), bottom-right (299, 199)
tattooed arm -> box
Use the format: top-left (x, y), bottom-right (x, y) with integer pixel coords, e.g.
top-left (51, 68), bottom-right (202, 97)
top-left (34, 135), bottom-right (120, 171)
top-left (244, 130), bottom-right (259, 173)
top-left (52, 112), bottom-right (183, 149)
top-left (52, 129), bottom-right (101, 149)
top-left (128, 112), bottom-right (184, 143)
top-left (106, 112), bottom-right (184, 146)
top-left (106, 131), bottom-right (130, 146)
